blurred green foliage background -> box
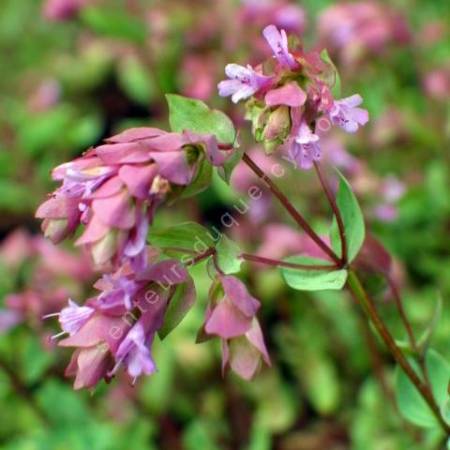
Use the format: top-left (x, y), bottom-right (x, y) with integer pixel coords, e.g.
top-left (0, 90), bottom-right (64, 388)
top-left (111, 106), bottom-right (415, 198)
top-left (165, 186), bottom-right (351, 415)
top-left (0, 0), bottom-right (449, 449)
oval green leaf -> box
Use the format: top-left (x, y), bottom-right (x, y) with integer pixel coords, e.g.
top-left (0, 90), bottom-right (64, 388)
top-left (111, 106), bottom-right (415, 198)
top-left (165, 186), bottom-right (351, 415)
top-left (281, 256), bottom-right (347, 291)
top-left (330, 170), bottom-right (365, 262)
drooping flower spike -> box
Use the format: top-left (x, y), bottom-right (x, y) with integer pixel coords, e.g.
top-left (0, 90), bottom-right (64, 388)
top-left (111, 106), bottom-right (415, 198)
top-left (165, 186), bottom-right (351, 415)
top-left (36, 127), bottom-right (230, 270)
top-left (50, 258), bottom-right (192, 389)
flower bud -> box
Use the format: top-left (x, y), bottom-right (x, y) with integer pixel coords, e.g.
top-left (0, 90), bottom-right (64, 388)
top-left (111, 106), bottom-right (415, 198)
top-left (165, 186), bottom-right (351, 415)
top-left (91, 230), bottom-right (120, 267)
top-left (262, 106), bottom-right (291, 153)
top-left (42, 218), bottom-right (69, 244)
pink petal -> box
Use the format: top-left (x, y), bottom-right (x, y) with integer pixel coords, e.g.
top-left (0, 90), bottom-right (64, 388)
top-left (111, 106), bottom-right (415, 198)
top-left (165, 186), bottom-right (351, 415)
top-left (229, 336), bottom-right (261, 380)
top-left (118, 164), bottom-right (157, 199)
top-left (96, 143), bottom-right (152, 165)
top-left (59, 313), bottom-right (128, 351)
top-left (73, 345), bottom-right (111, 390)
top-left (205, 299), bottom-right (252, 339)
top-left (149, 151), bottom-right (193, 185)
top-left (221, 276), bottom-right (260, 318)
top-left (75, 215), bottom-right (109, 245)
top-left (265, 82), bottom-right (307, 107)
top-left (89, 176), bottom-right (124, 199)
top-left (106, 127), bottom-right (165, 143)
top-left (246, 319), bottom-right (271, 366)
top-left (144, 132), bottom-right (185, 152)
top-left (92, 190), bottom-right (135, 229)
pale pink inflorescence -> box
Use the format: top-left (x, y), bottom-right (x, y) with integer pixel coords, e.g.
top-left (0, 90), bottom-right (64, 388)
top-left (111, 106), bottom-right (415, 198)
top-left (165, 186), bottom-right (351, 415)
top-left (36, 127), bottom-right (226, 271)
top-left (35, 122), bottom-right (272, 388)
top-left (218, 24), bottom-right (369, 169)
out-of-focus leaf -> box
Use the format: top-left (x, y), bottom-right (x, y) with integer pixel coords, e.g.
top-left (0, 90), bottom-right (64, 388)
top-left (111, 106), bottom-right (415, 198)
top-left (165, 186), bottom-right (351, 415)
top-left (21, 336), bottom-right (55, 384)
top-left (281, 256), bottom-right (347, 291)
top-left (140, 344), bottom-right (175, 415)
top-left (426, 349), bottom-right (450, 409)
top-left (159, 277), bottom-right (196, 339)
top-left (118, 56), bottom-right (155, 105)
top-left (166, 94), bottom-right (236, 144)
top-left (330, 170), bottom-right (365, 262)
top-left (395, 349), bottom-right (450, 429)
top-left (301, 352), bottom-right (341, 414)
top-left (253, 372), bottom-right (298, 433)
top-left (183, 419), bottom-right (221, 450)
top-left (80, 7), bottom-right (147, 43)
top-left (215, 235), bottom-right (242, 275)
top-left (36, 380), bottom-right (88, 425)
top-left (181, 155), bottom-right (213, 199)
top-left (320, 49), bottom-right (341, 97)
top-left (417, 293), bottom-right (442, 353)
top-left (19, 106), bottom-right (73, 155)
top-left (67, 113), bottom-right (102, 148)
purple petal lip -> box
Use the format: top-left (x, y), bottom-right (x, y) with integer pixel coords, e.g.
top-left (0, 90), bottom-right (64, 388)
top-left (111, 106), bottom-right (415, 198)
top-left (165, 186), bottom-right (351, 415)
top-left (263, 24), bottom-right (299, 69)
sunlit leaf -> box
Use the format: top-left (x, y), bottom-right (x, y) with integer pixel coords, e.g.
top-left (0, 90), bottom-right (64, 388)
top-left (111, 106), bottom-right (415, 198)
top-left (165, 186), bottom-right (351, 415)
top-left (166, 94), bottom-right (236, 144)
top-left (330, 170), bottom-right (365, 262)
top-left (281, 256), bottom-right (347, 291)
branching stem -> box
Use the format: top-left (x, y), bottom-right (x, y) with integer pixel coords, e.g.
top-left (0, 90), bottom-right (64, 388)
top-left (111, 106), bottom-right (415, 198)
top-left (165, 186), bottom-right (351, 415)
top-left (313, 162), bottom-right (347, 264)
top-left (242, 153), bottom-right (341, 265)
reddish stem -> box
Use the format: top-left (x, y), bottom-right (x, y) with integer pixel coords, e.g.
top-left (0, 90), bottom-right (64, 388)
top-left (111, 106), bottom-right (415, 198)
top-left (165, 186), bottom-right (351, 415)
top-left (241, 253), bottom-right (336, 271)
top-left (313, 162), bottom-right (347, 264)
top-left (242, 153), bottom-right (341, 266)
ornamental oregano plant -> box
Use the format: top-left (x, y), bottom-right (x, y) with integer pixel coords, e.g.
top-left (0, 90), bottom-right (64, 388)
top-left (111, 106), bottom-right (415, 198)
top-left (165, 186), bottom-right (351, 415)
top-left (36, 25), bottom-right (449, 437)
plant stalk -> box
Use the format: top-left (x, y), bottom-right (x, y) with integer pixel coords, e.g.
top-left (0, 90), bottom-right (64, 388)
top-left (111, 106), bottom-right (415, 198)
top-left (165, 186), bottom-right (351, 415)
top-left (242, 153), bottom-right (341, 265)
top-left (240, 253), bottom-right (336, 271)
top-left (313, 162), bottom-right (347, 264)
top-left (347, 270), bottom-right (450, 434)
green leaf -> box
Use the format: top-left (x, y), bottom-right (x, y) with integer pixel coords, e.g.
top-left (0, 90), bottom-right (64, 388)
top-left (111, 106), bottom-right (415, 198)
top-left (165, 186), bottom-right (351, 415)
top-left (159, 277), bottom-right (196, 339)
top-left (426, 349), bottom-right (450, 408)
top-left (218, 147), bottom-right (244, 184)
top-left (149, 222), bottom-right (214, 253)
top-left (302, 353), bottom-right (341, 415)
top-left (320, 49), bottom-right (341, 97)
top-left (215, 235), bottom-right (242, 275)
top-left (417, 293), bottom-right (442, 353)
top-left (395, 350), bottom-right (450, 429)
top-left (280, 256), bottom-right (347, 291)
top-left (183, 419), bottom-right (221, 450)
top-left (330, 170), bottom-right (365, 262)
top-left (218, 149), bottom-right (244, 184)
top-left (181, 155), bottom-right (213, 199)
top-left (441, 394), bottom-right (450, 426)
top-left (118, 56), bottom-right (155, 105)
top-left (81, 7), bottom-right (147, 43)
top-left (166, 94), bottom-right (236, 143)
top-left (395, 363), bottom-right (437, 428)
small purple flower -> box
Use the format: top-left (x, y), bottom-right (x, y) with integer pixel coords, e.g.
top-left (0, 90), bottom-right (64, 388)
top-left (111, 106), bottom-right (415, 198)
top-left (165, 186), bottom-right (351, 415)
top-left (45, 299), bottom-right (95, 339)
top-left (218, 64), bottom-right (273, 103)
top-left (58, 300), bottom-right (95, 336)
top-left (263, 24), bottom-right (299, 70)
top-left (111, 321), bottom-right (156, 382)
top-left (94, 272), bottom-right (141, 313)
top-left (329, 94), bottom-right (369, 133)
top-left (288, 121), bottom-right (322, 170)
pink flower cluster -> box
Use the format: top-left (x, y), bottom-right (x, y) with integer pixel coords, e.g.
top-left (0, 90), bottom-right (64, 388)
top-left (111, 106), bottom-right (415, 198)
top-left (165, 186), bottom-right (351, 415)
top-left (318, 1), bottom-right (410, 64)
top-left (218, 24), bottom-right (369, 169)
top-left (0, 229), bottom-right (94, 335)
top-left (35, 124), bottom-right (271, 389)
top-left (36, 127), bottom-right (226, 271)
